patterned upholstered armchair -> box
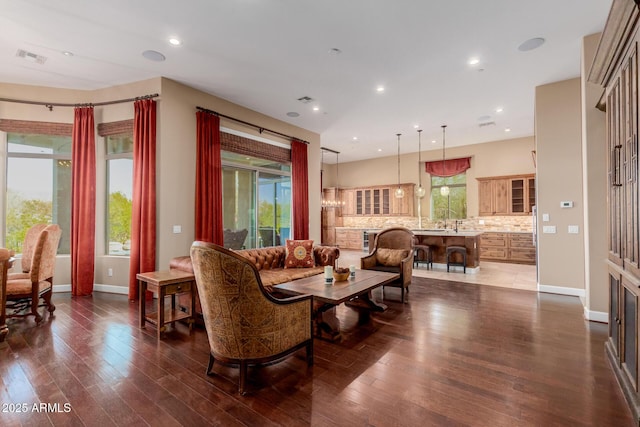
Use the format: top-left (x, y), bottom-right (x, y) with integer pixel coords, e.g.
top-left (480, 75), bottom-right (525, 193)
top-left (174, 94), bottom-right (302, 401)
top-left (8, 223), bottom-right (47, 280)
top-left (0, 248), bottom-right (11, 344)
top-left (361, 227), bottom-right (414, 303)
top-left (190, 241), bottom-right (313, 395)
top-left (6, 224), bottom-right (62, 324)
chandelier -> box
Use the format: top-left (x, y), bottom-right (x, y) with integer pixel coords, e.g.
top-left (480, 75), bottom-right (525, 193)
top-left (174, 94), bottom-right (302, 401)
top-left (321, 148), bottom-right (345, 208)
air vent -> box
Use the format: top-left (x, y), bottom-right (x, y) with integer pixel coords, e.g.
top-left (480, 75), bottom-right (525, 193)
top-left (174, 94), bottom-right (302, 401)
top-left (479, 121), bottom-right (496, 128)
top-left (16, 49), bottom-right (47, 64)
top-left (297, 96), bottom-right (313, 104)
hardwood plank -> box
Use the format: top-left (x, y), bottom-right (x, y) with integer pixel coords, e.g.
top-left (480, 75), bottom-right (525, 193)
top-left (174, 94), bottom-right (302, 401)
top-left (0, 279), bottom-right (632, 426)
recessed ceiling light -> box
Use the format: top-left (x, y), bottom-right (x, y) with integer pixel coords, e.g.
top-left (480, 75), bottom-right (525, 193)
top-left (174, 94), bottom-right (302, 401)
top-left (142, 50), bottom-right (166, 62)
top-left (377, 148), bottom-right (382, 152)
top-left (376, 86), bottom-right (385, 93)
top-left (312, 106), bottom-right (320, 111)
top-left (505, 128), bottom-right (511, 132)
top-left (62, 51), bottom-right (73, 57)
top-left (431, 140), bottom-right (436, 144)
top-left (495, 107), bottom-right (503, 113)
top-left (352, 137), bottom-right (358, 141)
top-left (286, 112), bottom-right (300, 117)
top-left (329, 47), bottom-right (342, 55)
top-left (169, 38), bottom-right (181, 46)
top-left (468, 57), bottom-right (480, 66)
top-left (518, 37), bottom-right (545, 52)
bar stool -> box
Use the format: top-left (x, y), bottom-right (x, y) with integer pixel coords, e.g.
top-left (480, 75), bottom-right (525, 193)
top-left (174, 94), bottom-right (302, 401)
top-left (413, 244), bottom-right (432, 269)
top-left (446, 246), bottom-right (467, 273)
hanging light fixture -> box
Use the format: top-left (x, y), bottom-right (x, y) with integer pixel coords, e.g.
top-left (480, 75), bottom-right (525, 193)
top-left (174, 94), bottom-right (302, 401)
top-left (335, 151), bottom-right (345, 207)
top-left (320, 147), bottom-right (344, 208)
top-left (440, 125), bottom-right (450, 196)
top-left (394, 133), bottom-right (404, 198)
top-left (416, 129), bottom-right (426, 198)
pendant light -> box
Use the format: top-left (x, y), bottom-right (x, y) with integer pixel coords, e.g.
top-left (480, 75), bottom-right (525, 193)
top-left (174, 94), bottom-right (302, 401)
top-left (394, 133), bottom-right (404, 198)
top-left (416, 129), bottom-right (426, 198)
top-left (335, 151), bottom-right (345, 207)
top-left (440, 125), bottom-right (450, 196)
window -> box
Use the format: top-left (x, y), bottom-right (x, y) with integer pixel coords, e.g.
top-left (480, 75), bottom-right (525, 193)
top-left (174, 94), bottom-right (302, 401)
top-left (6, 133), bottom-right (72, 254)
top-left (221, 151), bottom-right (291, 249)
top-left (431, 173), bottom-right (467, 220)
top-left (106, 135), bottom-right (133, 255)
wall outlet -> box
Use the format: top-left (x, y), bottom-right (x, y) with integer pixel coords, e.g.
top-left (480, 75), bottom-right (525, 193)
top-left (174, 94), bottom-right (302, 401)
top-left (478, 219), bottom-right (485, 225)
top-left (107, 268), bottom-right (113, 277)
top-left (173, 225), bottom-right (182, 234)
top-left (542, 225), bottom-right (556, 234)
top-left (542, 213), bottom-right (550, 222)
top-left (568, 225), bottom-right (579, 234)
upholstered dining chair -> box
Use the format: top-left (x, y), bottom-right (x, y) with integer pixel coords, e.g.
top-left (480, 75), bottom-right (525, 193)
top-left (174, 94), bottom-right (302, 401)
top-left (190, 241), bottom-right (313, 395)
top-left (5, 224), bottom-right (62, 324)
top-left (361, 227), bottom-right (414, 303)
top-left (8, 223), bottom-right (48, 281)
top-left (0, 248), bottom-right (11, 344)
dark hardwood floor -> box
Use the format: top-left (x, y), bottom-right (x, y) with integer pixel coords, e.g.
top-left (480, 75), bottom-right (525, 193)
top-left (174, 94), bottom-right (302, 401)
top-left (0, 277), bottom-right (631, 426)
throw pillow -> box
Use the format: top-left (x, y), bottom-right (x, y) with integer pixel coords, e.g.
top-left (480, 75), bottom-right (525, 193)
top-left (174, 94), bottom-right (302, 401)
top-left (376, 248), bottom-right (409, 267)
top-left (284, 239), bottom-right (315, 268)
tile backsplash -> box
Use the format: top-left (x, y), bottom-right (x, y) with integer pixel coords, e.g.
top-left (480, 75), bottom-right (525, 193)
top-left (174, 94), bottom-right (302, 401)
top-left (341, 215), bottom-right (533, 232)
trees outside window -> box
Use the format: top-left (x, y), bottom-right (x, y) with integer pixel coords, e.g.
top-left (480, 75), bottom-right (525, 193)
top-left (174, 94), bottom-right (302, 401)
top-left (106, 135), bottom-right (133, 255)
top-left (431, 173), bottom-right (467, 220)
top-left (6, 134), bottom-right (71, 254)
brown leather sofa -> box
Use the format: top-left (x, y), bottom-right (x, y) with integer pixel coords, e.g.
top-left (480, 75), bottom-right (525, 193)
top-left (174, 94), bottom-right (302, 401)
top-left (171, 245), bottom-right (340, 319)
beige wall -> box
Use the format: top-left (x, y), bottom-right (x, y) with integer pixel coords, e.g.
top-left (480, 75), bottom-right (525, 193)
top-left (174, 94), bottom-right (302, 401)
top-left (157, 78), bottom-right (322, 267)
top-left (535, 78), bottom-right (586, 291)
top-left (324, 136), bottom-right (536, 218)
top-left (582, 33), bottom-right (608, 315)
top-left (0, 78), bottom-right (321, 292)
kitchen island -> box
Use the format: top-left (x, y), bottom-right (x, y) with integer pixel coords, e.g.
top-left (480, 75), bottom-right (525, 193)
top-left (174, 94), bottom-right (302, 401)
top-left (367, 229), bottom-right (484, 273)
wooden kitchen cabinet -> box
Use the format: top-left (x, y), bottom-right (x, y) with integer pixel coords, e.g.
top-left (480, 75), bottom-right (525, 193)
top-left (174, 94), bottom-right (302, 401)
top-left (479, 232), bottom-right (508, 260)
top-left (480, 232), bottom-right (535, 264)
top-left (477, 174), bottom-right (535, 216)
top-left (344, 184), bottom-right (413, 216)
top-left (477, 178), bottom-right (510, 215)
top-left (335, 228), bottom-right (363, 250)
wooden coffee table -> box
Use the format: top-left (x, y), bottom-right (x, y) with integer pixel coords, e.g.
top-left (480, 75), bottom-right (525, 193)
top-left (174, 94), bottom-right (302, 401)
top-left (273, 269), bottom-right (399, 340)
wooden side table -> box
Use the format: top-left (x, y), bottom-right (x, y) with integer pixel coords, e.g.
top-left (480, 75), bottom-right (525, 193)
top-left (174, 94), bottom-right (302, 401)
top-left (137, 270), bottom-right (196, 340)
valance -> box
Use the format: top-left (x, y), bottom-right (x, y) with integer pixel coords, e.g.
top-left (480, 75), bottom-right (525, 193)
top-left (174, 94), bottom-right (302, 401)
top-left (425, 157), bottom-right (471, 177)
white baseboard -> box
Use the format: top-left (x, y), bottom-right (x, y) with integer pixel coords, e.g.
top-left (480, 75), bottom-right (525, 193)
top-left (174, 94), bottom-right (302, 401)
top-left (584, 307), bottom-right (608, 323)
top-left (52, 284), bottom-right (128, 295)
top-left (537, 284), bottom-right (608, 323)
top-left (537, 283), bottom-right (585, 297)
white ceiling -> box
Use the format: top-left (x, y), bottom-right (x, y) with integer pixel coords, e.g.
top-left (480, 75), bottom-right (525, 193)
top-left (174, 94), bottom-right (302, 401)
top-left (0, 0), bottom-right (612, 163)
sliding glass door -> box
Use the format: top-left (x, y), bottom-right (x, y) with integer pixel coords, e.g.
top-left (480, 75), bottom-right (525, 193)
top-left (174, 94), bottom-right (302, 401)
top-left (222, 151), bottom-right (291, 249)
top-left (258, 172), bottom-right (291, 247)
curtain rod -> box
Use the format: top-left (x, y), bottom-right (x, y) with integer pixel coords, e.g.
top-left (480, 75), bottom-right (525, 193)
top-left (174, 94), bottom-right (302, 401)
top-left (321, 147), bottom-right (339, 154)
top-left (196, 105), bottom-right (310, 144)
top-left (0, 93), bottom-right (159, 111)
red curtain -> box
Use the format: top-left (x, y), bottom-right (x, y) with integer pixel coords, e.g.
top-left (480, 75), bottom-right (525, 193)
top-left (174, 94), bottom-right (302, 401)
top-left (195, 111), bottom-right (223, 244)
top-left (128, 99), bottom-right (157, 301)
top-left (425, 157), bottom-right (471, 177)
top-left (291, 139), bottom-right (309, 239)
top-left (71, 107), bottom-right (96, 296)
